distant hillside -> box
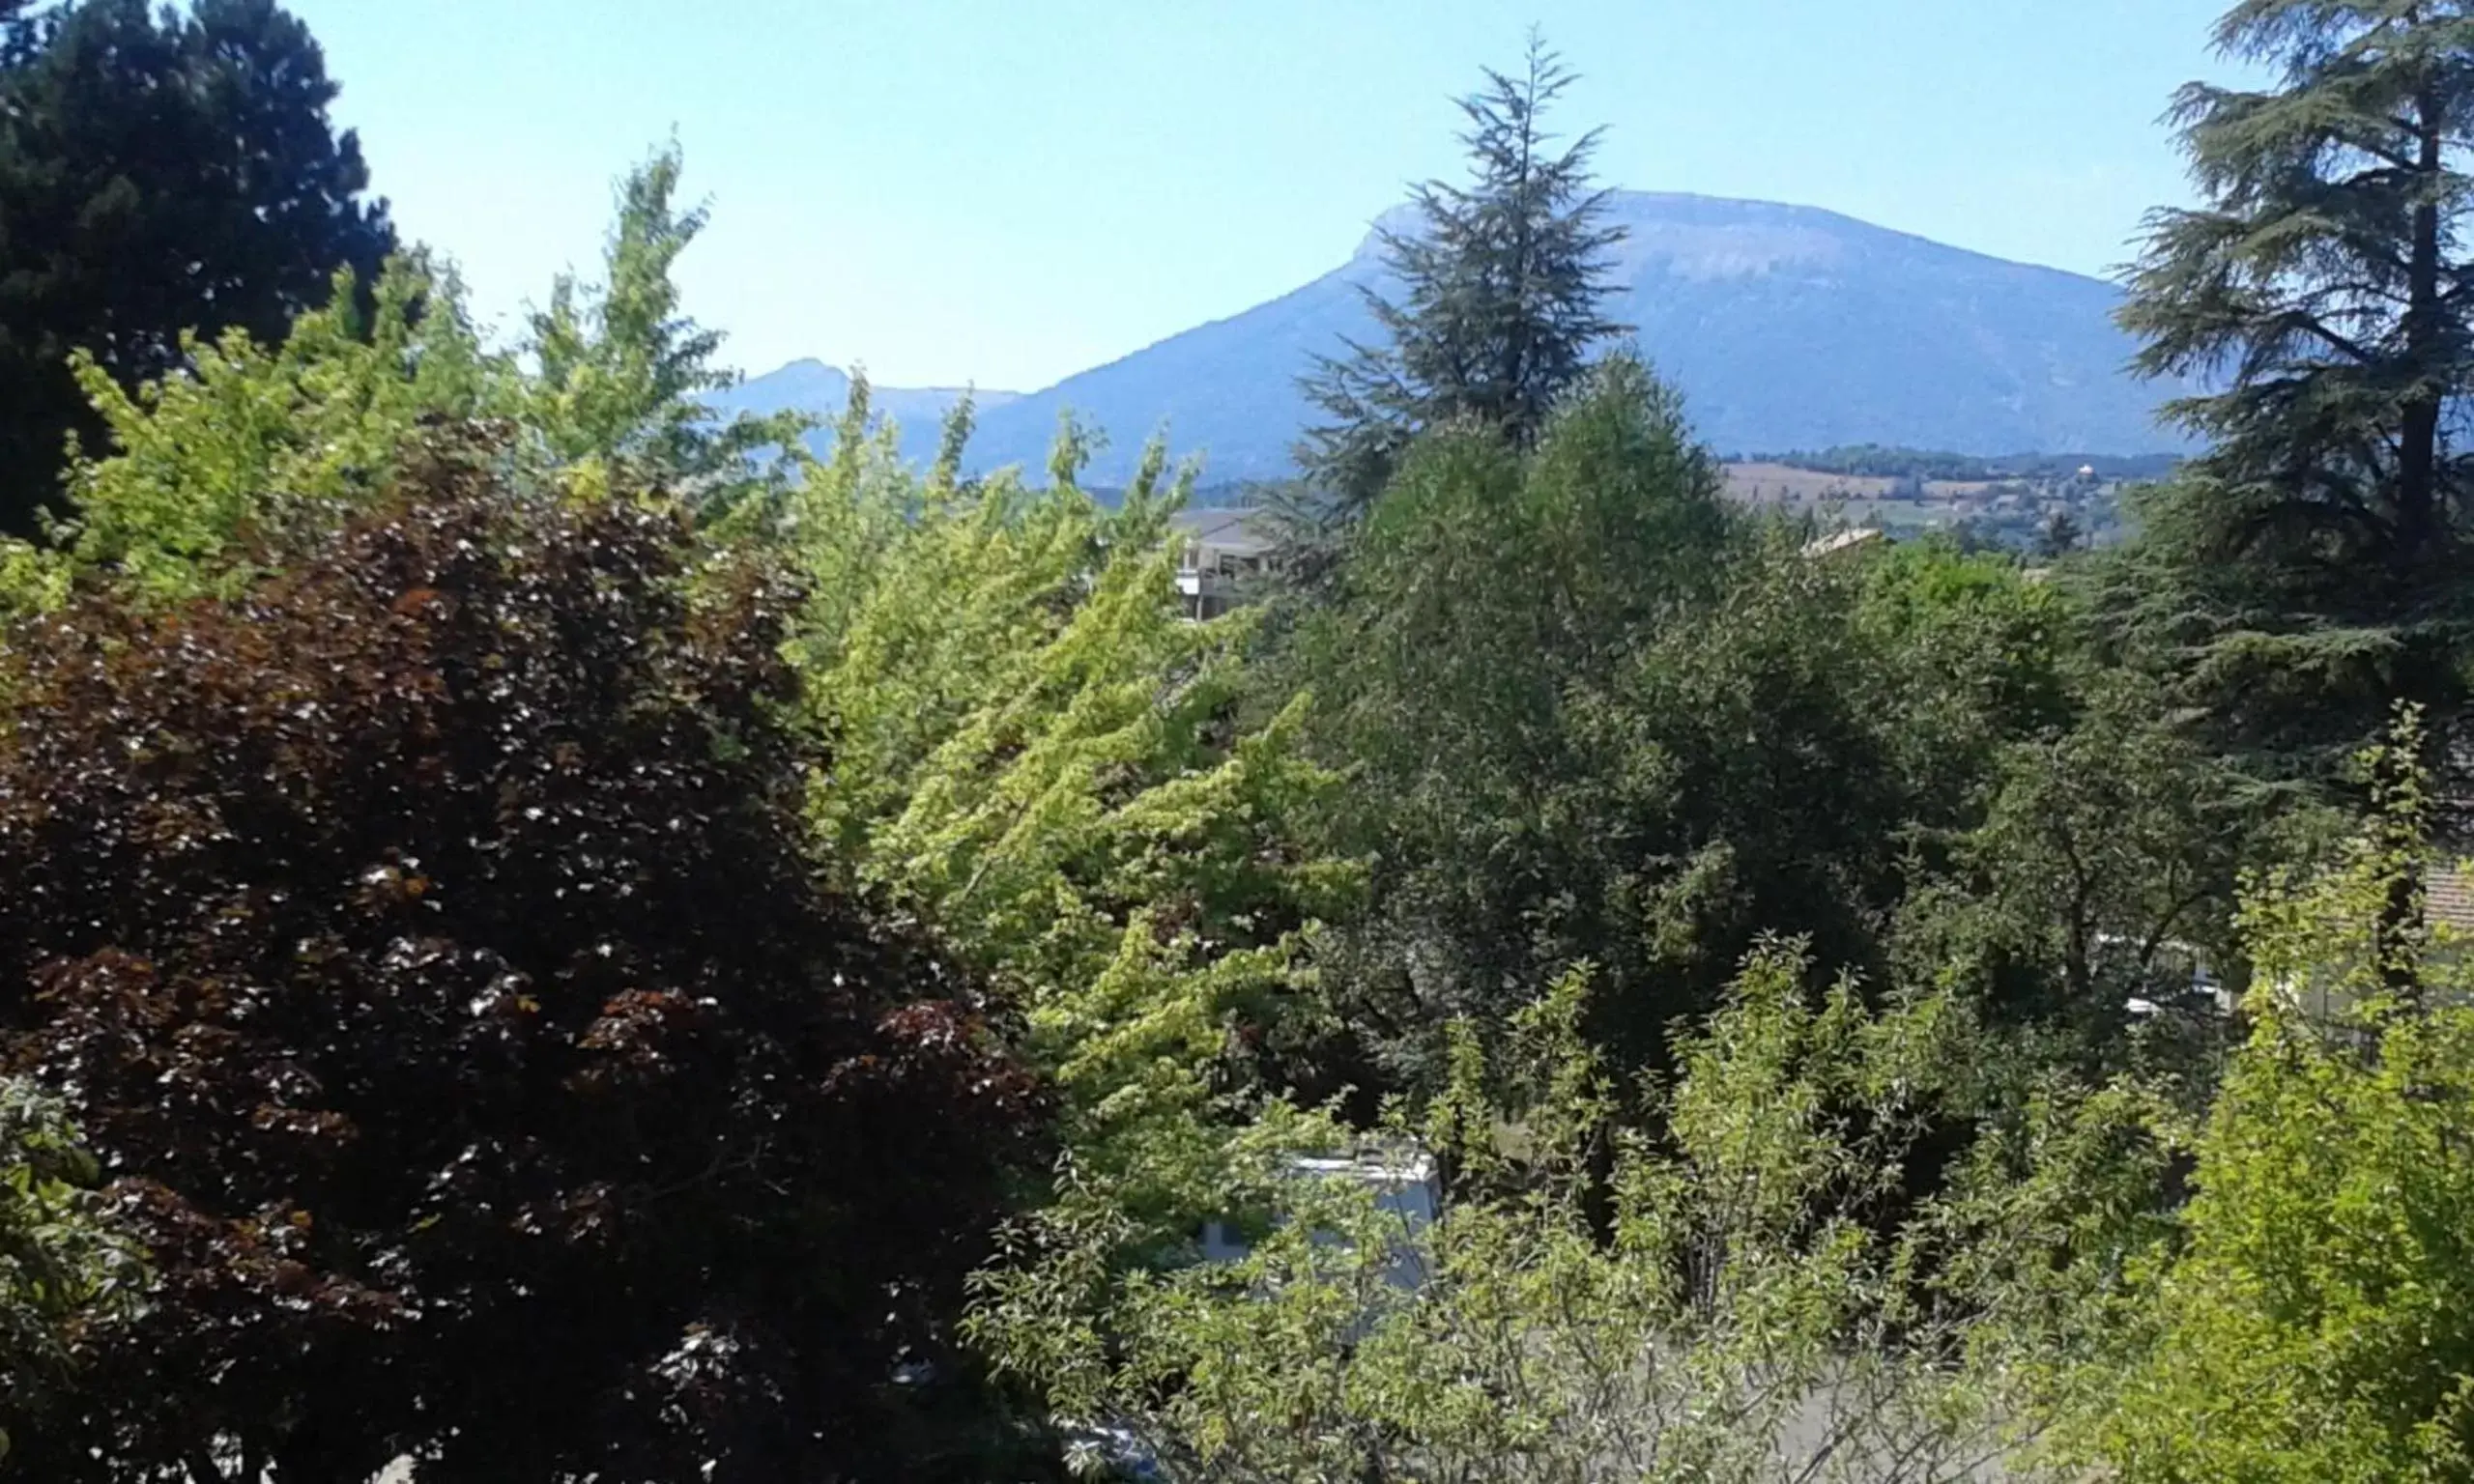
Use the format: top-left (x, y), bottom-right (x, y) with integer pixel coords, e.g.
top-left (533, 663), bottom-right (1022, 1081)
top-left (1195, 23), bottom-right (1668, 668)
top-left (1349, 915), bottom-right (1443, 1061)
top-left (709, 359), bottom-right (1021, 453)
top-left (733, 191), bottom-right (2199, 484)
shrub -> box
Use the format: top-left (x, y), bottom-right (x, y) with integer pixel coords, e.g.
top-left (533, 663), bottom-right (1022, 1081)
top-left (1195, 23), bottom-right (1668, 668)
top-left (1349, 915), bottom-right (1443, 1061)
top-left (0, 436), bottom-right (1041, 1482)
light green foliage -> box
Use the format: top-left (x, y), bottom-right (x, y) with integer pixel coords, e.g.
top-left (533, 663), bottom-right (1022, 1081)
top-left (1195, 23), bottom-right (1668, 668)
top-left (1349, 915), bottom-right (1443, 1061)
top-left (0, 255), bottom-right (510, 611)
top-left (2083, 720), bottom-right (2474, 1480)
top-left (783, 398), bottom-right (1355, 1236)
top-left (973, 952), bottom-right (2155, 1482)
top-left (1852, 537), bottom-right (2071, 785)
top-left (0, 142), bottom-right (787, 624)
top-left (0, 1079), bottom-right (143, 1463)
top-left (525, 143), bottom-right (805, 506)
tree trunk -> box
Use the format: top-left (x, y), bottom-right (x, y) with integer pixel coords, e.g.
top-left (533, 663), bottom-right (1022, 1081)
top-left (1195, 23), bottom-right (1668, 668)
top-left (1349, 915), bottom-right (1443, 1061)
top-left (2396, 83), bottom-right (2445, 565)
top-left (2373, 733), bottom-right (2430, 1004)
top-left (2378, 84), bottom-right (2449, 995)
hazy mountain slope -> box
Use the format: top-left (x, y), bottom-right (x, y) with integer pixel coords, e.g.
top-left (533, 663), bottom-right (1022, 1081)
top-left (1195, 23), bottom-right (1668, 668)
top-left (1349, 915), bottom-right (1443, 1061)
top-left (955, 266), bottom-right (1381, 486)
top-left (1577, 194), bottom-right (2185, 459)
top-left (734, 192), bottom-right (2193, 487)
top-left (710, 358), bottom-right (1021, 465)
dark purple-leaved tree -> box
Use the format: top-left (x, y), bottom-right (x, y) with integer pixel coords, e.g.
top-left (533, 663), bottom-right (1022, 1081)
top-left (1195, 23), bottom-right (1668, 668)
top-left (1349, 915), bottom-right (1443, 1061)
top-left (0, 435), bottom-right (1044, 1482)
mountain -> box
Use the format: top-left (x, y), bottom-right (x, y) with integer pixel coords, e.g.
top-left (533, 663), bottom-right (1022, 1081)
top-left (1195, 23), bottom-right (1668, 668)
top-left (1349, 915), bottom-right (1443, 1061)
top-left (710, 358), bottom-right (1021, 448)
top-left (732, 191), bottom-right (2196, 487)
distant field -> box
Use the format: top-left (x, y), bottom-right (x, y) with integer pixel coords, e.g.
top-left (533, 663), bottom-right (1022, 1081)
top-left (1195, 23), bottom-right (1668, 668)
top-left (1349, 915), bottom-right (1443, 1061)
top-left (1724, 462), bottom-right (1995, 504)
top-left (1184, 463), bottom-right (2103, 551)
top-left (1720, 459), bottom-right (2124, 549)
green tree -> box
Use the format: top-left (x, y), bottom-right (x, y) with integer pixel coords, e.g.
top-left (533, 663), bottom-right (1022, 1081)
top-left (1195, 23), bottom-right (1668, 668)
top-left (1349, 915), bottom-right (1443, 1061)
top-left (1295, 30), bottom-right (1628, 519)
top-left (525, 144), bottom-right (803, 508)
top-left (0, 1081), bottom-right (142, 1468)
top-left (2036, 505), bottom-right (2083, 559)
top-left (1299, 419), bottom-right (2107, 1083)
top-left (1893, 669), bottom-right (2269, 1090)
top-left (0, 254), bottom-right (514, 615)
top-left (0, 146), bottom-right (774, 621)
top-left (781, 396), bottom-right (1356, 1243)
top-left (972, 953), bottom-right (2165, 1483)
top-left (1296, 357), bottom-right (1741, 1077)
top-left (0, 0), bottom-right (395, 535)
top-left (2109, 0), bottom-right (2474, 785)
top-left (2077, 718), bottom-right (2474, 1480)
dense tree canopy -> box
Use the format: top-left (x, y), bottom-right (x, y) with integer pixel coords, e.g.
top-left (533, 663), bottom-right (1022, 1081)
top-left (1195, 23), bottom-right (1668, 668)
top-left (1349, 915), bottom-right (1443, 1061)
top-left (0, 446), bottom-right (1041, 1482)
top-left (2071, 725), bottom-right (2474, 1480)
top-left (1285, 354), bottom-right (2221, 1086)
top-left (0, 0), bottom-right (395, 535)
top-left (782, 391), bottom-right (1355, 1242)
top-left (974, 951), bottom-right (2171, 1484)
top-left (2, 0), bottom-right (2471, 1475)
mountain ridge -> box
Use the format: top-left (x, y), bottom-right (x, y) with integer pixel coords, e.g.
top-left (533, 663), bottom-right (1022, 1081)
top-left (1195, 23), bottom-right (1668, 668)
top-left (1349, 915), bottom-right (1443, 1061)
top-left (727, 190), bottom-right (2192, 483)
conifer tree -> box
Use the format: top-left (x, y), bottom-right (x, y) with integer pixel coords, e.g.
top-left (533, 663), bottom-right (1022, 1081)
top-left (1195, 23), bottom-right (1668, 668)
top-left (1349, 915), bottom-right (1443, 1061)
top-left (0, 0), bottom-right (395, 535)
top-left (2109, 0), bottom-right (2474, 789)
top-left (1294, 32), bottom-right (1628, 519)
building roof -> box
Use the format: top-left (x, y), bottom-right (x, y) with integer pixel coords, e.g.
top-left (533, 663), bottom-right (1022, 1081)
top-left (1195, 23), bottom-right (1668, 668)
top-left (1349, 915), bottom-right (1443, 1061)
top-left (1172, 506), bottom-right (1276, 556)
top-left (2431, 866), bottom-right (2474, 936)
top-left (1800, 527), bottom-right (1884, 559)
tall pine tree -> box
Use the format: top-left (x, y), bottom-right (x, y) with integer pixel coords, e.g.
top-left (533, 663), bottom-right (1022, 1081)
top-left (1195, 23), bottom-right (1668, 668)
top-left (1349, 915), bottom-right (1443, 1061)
top-left (1294, 33), bottom-right (1628, 519)
top-left (0, 0), bottom-right (395, 535)
top-left (2108, 0), bottom-right (2474, 795)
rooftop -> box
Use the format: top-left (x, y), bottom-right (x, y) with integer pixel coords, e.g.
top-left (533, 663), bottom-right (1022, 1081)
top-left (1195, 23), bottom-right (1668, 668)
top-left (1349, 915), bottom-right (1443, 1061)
top-left (1172, 506), bottom-right (1276, 556)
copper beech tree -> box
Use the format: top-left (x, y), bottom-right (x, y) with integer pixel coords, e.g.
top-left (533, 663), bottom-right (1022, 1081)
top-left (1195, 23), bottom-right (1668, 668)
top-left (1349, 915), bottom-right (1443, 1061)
top-left (0, 443), bottom-right (1042, 1483)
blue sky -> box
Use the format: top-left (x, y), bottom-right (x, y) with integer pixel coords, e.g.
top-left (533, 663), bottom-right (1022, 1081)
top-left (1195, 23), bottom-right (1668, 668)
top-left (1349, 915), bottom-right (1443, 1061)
top-left (290, 0), bottom-right (2249, 392)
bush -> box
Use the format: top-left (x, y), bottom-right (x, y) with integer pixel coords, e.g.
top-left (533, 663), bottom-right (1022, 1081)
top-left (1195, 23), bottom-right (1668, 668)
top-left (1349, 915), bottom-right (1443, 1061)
top-left (0, 436), bottom-right (1041, 1482)
top-left (0, 1079), bottom-right (143, 1466)
top-left (2075, 721), bottom-right (2474, 1480)
top-left (972, 953), bottom-right (2165, 1483)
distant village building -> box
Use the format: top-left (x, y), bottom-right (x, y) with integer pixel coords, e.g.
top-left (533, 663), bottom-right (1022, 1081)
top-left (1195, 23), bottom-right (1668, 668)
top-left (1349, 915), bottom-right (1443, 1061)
top-left (1174, 508), bottom-right (1273, 620)
top-left (2153, 863), bottom-right (2474, 1027)
top-left (2431, 867), bottom-right (2474, 938)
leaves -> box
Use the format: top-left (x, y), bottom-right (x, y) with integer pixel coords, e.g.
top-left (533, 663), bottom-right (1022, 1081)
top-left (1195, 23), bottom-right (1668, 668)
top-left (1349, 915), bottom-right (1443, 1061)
top-left (783, 409), bottom-right (1352, 1249)
top-left (0, 254), bottom-right (516, 615)
top-left (0, 1079), bottom-right (143, 1462)
top-left (0, 0), bottom-right (396, 534)
top-left (523, 142), bottom-right (809, 513)
top-left (2073, 719), bottom-right (2474, 1480)
top-left (2109, 0), bottom-right (2474, 787)
top-left (974, 954), bottom-right (2149, 1483)
top-left (0, 457), bottom-right (1041, 1482)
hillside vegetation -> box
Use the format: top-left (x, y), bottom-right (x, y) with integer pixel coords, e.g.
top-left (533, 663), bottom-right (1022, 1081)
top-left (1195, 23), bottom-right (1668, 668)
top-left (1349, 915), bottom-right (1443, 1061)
top-left (2, 7), bottom-right (2472, 1483)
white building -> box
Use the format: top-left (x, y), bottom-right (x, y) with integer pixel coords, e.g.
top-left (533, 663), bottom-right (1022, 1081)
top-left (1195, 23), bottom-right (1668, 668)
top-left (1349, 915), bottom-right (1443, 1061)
top-left (1174, 508), bottom-right (1274, 620)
